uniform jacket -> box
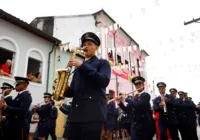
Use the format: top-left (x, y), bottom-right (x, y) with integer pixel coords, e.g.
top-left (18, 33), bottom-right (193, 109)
top-left (176, 98), bottom-right (196, 125)
top-left (36, 102), bottom-right (52, 128)
top-left (126, 92), bottom-right (154, 137)
top-left (64, 56), bottom-right (111, 122)
top-left (59, 104), bottom-right (71, 116)
top-left (153, 94), bottom-right (178, 125)
top-left (5, 90), bottom-right (32, 127)
top-left (118, 102), bottom-right (132, 124)
top-left (105, 101), bottom-right (119, 127)
top-left (1, 95), bottom-right (13, 127)
top-left (49, 106), bottom-right (58, 128)
top-left (59, 104), bottom-right (71, 127)
top-left (2, 95), bottom-right (12, 116)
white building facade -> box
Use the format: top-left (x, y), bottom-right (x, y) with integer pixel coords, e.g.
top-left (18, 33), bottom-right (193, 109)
top-left (31, 10), bottom-right (149, 97)
top-left (0, 9), bottom-right (61, 104)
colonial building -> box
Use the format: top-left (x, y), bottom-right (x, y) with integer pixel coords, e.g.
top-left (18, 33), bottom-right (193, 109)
top-left (0, 9), bottom-right (61, 104)
top-left (31, 9), bottom-right (149, 96)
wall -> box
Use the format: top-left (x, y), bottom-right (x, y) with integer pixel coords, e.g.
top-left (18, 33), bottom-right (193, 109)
top-left (47, 15), bottom-right (96, 92)
top-left (0, 19), bottom-right (54, 104)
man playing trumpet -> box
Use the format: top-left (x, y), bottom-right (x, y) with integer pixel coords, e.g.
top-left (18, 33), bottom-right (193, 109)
top-left (115, 76), bottom-right (154, 140)
top-left (153, 82), bottom-right (179, 140)
top-left (35, 92), bottom-right (53, 140)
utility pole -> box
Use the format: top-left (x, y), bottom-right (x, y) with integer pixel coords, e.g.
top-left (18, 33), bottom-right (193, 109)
top-left (184, 17), bottom-right (200, 25)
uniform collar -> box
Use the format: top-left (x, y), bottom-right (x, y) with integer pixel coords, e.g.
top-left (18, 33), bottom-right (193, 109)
top-left (18, 90), bottom-right (28, 94)
top-left (4, 94), bottom-right (11, 98)
top-left (159, 93), bottom-right (167, 97)
top-left (135, 90), bottom-right (145, 97)
top-left (138, 90), bottom-right (144, 94)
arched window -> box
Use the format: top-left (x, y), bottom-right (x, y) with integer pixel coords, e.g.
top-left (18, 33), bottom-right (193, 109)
top-left (25, 48), bottom-right (45, 84)
top-left (0, 36), bottom-right (20, 78)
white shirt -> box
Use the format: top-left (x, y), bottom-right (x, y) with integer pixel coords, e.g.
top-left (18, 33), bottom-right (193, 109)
top-left (85, 57), bottom-right (91, 62)
top-left (135, 90), bottom-right (145, 97)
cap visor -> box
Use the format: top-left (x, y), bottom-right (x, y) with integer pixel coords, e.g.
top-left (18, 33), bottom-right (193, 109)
top-left (82, 37), bottom-right (98, 45)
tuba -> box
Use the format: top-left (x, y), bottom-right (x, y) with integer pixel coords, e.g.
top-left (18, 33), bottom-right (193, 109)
top-left (53, 47), bottom-right (85, 101)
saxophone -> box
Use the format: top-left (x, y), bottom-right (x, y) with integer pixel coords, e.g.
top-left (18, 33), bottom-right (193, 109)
top-left (53, 47), bottom-right (85, 101)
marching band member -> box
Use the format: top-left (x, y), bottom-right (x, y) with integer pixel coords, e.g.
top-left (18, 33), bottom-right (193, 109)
top-left (64, 32), bottom-right (111, 140)
top-left (35, 92), bottom-right (53, 140)
top-left (153, 82), bottom-right (179, 140)
top-left (169, 88), bottom-right (178, 99)
top-left (0, 77), bottom-right (32, 140)
top-left (117, 76), bottom-right (154, 140)
top-left (58, 100), bottom-right (72, 140)
top-left (46, 100), bottom-right (58, 140)
top-left (118, 93), bottom-right (131, 140)
top-left (104, 92), bottom-right (119, 140)
top-left (0, 82), bottom-right (14, 140)
top-left (178, 92), bottom-right (198, 140)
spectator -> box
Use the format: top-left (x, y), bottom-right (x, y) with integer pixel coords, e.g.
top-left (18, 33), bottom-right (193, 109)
top-left (0, 59), bottom-right (12, 77)
top-left (27, 72), bottom-right (34, 81)
top-left (33, 72), bottom-right (42, 83)
top-left (29, 108), bottom-right (39, 140)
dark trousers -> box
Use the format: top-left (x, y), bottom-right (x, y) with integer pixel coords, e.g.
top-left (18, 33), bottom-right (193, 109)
top-left (0, 124), bottom-right (10, 140)
top-left (0, 128), bottom-right (3, 140)
top-left (130, 122), bottom-right (153, 140)
top-left (159, 119), bottom-right (180, 140)
top-left (68, 122), bottom-right (102, 140)
top-left (179, 123), bottom-right (198, 140)
top-left (45, 127), bottom-right (57, 140)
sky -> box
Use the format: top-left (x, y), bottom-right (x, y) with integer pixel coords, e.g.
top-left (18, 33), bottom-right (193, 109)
top-left (1, 0), bottom-right (200, 103)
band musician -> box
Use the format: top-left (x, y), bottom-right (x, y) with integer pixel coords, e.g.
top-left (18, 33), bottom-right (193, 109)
top-left (35, 92), bottom-right (53, 140)
top-left (0, 76), bottom-right (32, 140)
top-left (153, 82), bottom-right (179, 140)
top-left (0, 82), bottom-right (14, 140)
top-left (63, 32), bottom-right (111, 140)
top-left (116, 76), bottom-right (154, 140)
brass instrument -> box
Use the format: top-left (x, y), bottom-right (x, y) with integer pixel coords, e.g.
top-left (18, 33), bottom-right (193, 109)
top-left (53, 47), bottom-right (85, 101)
top-left (0, 88), bottom-right (14, 127)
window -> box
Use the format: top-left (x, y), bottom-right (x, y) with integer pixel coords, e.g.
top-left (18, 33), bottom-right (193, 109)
top-left (117, 55), bottom-right (122, 64)
top-left (25, 49), bottom-right (44, 84)
top-left (27, 57), bottom-right (42, 83)
top-left (0, 47), bottom-right (14, 77)
top-left (137, 59), bottom-right (141, 76)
